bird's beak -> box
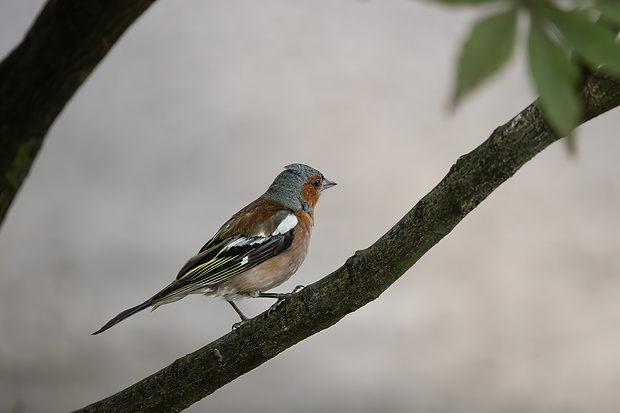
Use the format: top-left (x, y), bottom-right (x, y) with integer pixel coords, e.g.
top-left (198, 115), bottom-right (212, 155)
top-left (323, 179), bottom-right (337, 190)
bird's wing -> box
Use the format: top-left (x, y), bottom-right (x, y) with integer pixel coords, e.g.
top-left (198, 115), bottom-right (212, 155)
top-left (150, 208), bottom-right (297, 302)
top-left (196, 198), bottom-right (294, 253)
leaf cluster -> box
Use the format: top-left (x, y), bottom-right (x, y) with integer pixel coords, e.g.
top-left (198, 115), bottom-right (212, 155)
top-left (438, 0), bottom-right (620, 136)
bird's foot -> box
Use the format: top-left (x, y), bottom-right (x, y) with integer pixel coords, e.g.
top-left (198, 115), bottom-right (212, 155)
top-left (263, 285), bottom-right (305, 317)
top-left (227, 300), bottom-right (249, 330)
top-left (231, 319), bottom-right (248, 331)
top-left (290, 284), bottom-right (305, 294)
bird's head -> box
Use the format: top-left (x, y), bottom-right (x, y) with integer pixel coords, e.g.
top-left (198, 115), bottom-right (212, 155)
top-left (263, 163), bottom-right (336, 214)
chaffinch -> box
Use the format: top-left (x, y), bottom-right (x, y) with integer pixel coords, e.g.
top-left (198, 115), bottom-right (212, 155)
top-left (93, 164), bottom-right (336, 334)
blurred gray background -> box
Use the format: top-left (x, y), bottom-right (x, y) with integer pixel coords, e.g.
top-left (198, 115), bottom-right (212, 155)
top-left (2, 1), bottom-right (620, 412)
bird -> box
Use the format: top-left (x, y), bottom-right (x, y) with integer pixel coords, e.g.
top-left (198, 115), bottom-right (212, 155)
top-left (93, 163), bottom-right (336, 334)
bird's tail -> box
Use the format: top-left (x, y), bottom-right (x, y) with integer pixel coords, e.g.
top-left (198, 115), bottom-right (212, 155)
top-left (92, 299), bottom-right (152, 335)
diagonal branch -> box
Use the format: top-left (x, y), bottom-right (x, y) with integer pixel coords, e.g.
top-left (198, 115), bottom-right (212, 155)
top-left (0, 0), bottom-right (156, 229)
top-left (73, 72), bottom-right (620, 413)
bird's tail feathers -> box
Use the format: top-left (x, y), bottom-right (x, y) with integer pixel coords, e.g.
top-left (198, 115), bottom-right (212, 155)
top-left (92, 299), bottom-right (152, 335)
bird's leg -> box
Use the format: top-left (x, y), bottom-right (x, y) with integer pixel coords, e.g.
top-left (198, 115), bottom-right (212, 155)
top-left (227, 300), bottom-right (249, 330)
top-left (258, 285), bottom-right (305, 300)
top-left (259, 285), bottom-right (305, 316)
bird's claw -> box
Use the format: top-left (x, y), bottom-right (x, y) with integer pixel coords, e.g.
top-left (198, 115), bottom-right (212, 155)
top-left (231, 319), bottom-right (248, 331)
top-left (266, 285), bottom-right (305, 317)
top-left (267, 299), bottom-right (285, 317)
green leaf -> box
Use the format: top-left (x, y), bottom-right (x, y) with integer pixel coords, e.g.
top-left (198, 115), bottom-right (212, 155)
top-left (528, 20), bottom-right (582, 136)
top-left (453, 8), bottom-right (517, 105)
top-left (429, 0), bottom-right (499, 4)
top-left (596, 0), bottom-right (620, 26)
top-left (548, 9), bottom-right (620, 77)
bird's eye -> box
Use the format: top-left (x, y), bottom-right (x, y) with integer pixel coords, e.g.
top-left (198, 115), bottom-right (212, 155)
top-left (313, 179), bottom-right (322, 189)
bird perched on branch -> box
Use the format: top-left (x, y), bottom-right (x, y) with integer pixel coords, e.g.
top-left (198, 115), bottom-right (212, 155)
top-left (93, 164), bottom-right (336, 334)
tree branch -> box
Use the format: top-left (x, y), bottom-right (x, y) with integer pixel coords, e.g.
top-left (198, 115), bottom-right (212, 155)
top-left (0, 0), bottom-right (156, 229)
top-left (73, 72), bottom-right (620, 413)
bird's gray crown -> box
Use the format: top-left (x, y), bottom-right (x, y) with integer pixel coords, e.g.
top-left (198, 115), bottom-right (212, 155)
top-left (262, 163), bottom-right (324, 212)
